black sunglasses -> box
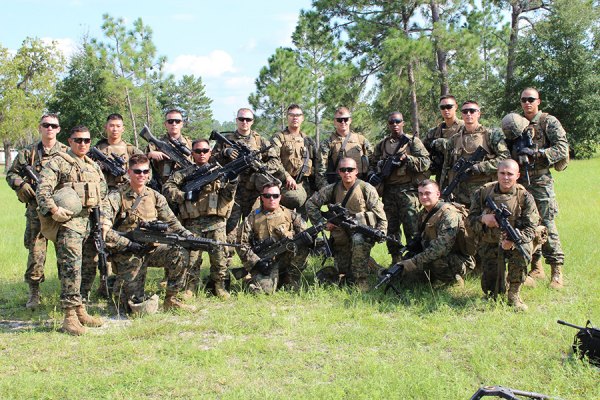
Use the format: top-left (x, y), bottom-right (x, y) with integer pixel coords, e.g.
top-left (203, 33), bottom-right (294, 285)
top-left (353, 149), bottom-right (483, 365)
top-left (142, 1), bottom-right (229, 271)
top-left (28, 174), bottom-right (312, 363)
top-left (237, 117), bottom-right (254, 122)
top-left (461, 108), bottom-right (479, 114)
top-left (261, 193), bottom-right (280, 199)
top-left (131, 168), bottom-right (151, 175)
top-left (193, 148), bottom-right (211, 154)
top-left (288, 112), bottom-right (303, 117)
top-left (439, 104), bottom-right (454, 110)
top-left (41, 122), bottom-right (60, 129)
top-left (338, 167), bottom-right (356, 173)
top-left (388, 118), bottom-right (403, 124)
top-left (335, 117), bottom-right (350, 123)
top-left (71, 137), bottom-right (91, 144)
top-left (166, 119), bottom-right (182, 125)
top-left (520, 97), bottom-right (538, 103)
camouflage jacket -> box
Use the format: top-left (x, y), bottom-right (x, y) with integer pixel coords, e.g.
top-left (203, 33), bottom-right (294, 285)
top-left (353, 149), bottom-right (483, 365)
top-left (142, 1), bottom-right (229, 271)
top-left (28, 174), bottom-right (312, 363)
top-left (317, 131), bottom-right (373, 188)
top-left (270, 128), bottom-right (316, 182)
top-left (424, 118), bottom-right (464, 176)
top-left (413, 201), bottom-right (462, 267)
top-left (94, 138), bottom-right (143, 189)
top-left (213, 130), bottom-right (279, 178)
top-left (369, 134), bottom-right (430, 187)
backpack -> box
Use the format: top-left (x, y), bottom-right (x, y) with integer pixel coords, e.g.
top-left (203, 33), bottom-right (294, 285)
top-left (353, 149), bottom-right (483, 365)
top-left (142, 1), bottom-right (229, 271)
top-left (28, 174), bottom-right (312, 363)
top-left (427, 201), bottom-right (476, 257)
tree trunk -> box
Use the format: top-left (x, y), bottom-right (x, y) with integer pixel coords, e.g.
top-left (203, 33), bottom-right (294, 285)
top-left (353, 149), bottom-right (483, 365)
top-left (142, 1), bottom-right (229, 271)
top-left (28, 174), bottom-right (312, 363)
top-left (3, 140), bottom-right (12, 172)
top-left (430, 0), bottom-right (449, 96)
top-left (125, 86), bottom-right (139, 148)
top-left (407, 60), bottom-right (420, 136)
top-left (504, 2), bottom-right (521, 113)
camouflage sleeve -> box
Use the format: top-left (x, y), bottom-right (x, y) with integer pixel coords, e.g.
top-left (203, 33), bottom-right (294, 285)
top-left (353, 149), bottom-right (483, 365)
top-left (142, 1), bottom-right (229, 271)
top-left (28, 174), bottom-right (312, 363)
top-left (413, 210), bottom-right (460, 267)
top-left (542, 115), bottom-right (569, 165)
top-left (405, 136), bottom-right (431, 173)
top-left (316, 137), bottom-right (332, 188)
top-left (369, 139), bottom-right (383, 173)
top-left (95, 163), bottom-right (108, 201)
top-left (467, 187), bottom-right (485, 236)
top-left (477, 129), bottom-right (510, 174)
top-left (364, 182), bottom-right (387, 232)
top-left (103, 191), bottom-right (130, 250)
top-left (211, 140), bottom-right (229, 165)
top-left (305, 184), bottom-right (335, 226)
top-left (516, 190), bottom-right (539, 243)
top-left (362, 137), bottom-right (373, 166)
top-left (291, 209), bottom-right (308, 234)
top-left (35, 158), bottom-right (62, 215)
top-left (237, 214), bottom-right (260, 268)
top-left (162, 170), bottom-right (186, 204)
top-left (155, 192), bottom-right (192, 237)
top-left (269, 133), bottom-right (289, 180)
top-left (423, 127), bottom-right (437, 150)
top-left (5, 147), bottom-right (32, 190)
top-left (129, 145), bottom-right (144, 156)
top-left (219, 180), bottom-right (238, 203)
top-left (260, 136), bottom-right (281, 175)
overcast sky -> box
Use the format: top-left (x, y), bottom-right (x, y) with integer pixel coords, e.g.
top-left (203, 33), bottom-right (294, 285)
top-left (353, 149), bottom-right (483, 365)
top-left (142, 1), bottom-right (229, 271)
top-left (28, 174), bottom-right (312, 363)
top-left (1, 0), bottom-right (313, 122)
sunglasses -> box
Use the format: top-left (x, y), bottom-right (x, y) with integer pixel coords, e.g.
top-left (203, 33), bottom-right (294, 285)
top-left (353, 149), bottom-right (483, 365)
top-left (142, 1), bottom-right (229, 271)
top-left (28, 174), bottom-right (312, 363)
top-left (131, 168), bottom-right (151, 175)
top-left (338, 167), bottom-right (356, 173)
top-left (439, 104), bottom-right (454, 110)
top-left (261, 193), bottom-right (280, 199)
top-left (288, 113), bottom-right (303, 118)
top-left (388, 118), bottom-right (403, 124)
top-left (41, 122), bottom-right (60, 129)
top-left (237, 117), bottom-right (253, 122)
top-left (335, 117), bottom-right (350, 123)
top-left (166, 119), bottom-right (183, 125)
top-left (193, 148), bottom-right (211, 154)
top-left (461, 109), bottom-right (479, 114)
top-left (520, 97), bottom-right (538, 103)
top-left (71, 137), bottom-right (91, 144)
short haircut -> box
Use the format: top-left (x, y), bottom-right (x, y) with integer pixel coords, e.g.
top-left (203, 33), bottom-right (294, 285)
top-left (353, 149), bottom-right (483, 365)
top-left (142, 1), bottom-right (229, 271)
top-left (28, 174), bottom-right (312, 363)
top-left (388, 111), bottom-right (403, 119)
top-left (261, 181), bottom-right (280, 192)
top-left (498, 159), bottom-right (520, 170)
top-left (287, 104), bottom-right (302, 112)
top-left (129, 154), bottom-right (150, 168)
top-left (461, 100), bottom-right (479, 108)
top-left (192, 138), bottom-right (211, 148)
top-left (40, 113), bottom-right (59, 123)
top-left (338, 157), bottom-right (357, 168)
top-left (418, 179), bottom-right (439, 190)
top-left (439, 95), bottom-right (457, 104)
top-left (164, 109), bottom-right (183, 118)
top-left (70, 125), bottom-right (90, 136)
top-left (335, 106), bottom-right (351, 116)
top-left (106, 113), bottom-right (124, 122)
top-left (237, 108), bottom-right (254, 117)
top-left (521, 87), bottom-right (540, 97)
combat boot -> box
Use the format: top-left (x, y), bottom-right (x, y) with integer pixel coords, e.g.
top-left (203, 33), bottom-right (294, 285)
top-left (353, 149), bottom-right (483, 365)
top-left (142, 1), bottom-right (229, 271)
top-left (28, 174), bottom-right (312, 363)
top-left (181, 280), bottom-right (198, 300)
top-left (214, 280), bottom-right (231, 300)
top-left (523, 275), bottom-right (536, 288)
top-left (62, 307), bottom-right (86, 335)
top-left (26, 282), bottom-right (41, 309)
top-left (507, 282), bottom-right (528, 312)
top-left (528, 255), bottom-right (545, 280)
top-left (164, 291), bottom-right (197, 312)
top-left (75, 304), bottom-right (104, 327)
top-left (549, 264), bottom-right (563, 289)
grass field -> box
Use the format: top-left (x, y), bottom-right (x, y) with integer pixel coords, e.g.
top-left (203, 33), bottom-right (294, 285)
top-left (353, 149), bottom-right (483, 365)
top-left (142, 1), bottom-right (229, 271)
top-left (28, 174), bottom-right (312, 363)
top-left (0, 158), bottom-right (599, 399)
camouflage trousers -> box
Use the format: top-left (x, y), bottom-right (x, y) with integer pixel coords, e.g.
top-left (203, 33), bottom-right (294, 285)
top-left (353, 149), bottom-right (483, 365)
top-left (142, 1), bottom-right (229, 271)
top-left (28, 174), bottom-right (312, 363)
top-left (407, 254), bottom-right (472, 285)
top-left (111, 244), bottom-right (190, 308)
top-left (382, 185), bottom-right (420, 257)
top-left (249, 247), bottom-right (310, 294)
top-left (478, 241), bottom-right (533, 295)
top-left (523, 174), bottom-right (564, 265)
top-left (331, 231), bottom-right (374, 281)
top-left (185, 219), bottom-right (228, 285)
top-left (23, 206), bottom-right (48, 284)
top-left (55, 222), bottom-right (94, 309)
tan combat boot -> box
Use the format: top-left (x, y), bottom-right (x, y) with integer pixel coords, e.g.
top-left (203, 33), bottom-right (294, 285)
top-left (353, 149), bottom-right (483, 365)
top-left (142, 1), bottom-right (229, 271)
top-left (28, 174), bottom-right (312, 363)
top-left (549, 264), bottom-right (563, 289)
top-left (529, 255), bottom-right (545, 280)
top-left (523, 275), bottom-right (536, 288)
top-left (507, 282), bottom-right (528, 312)
top-left (164, 291), bottom-right (197, 312)
top-left (181, 280), bottom-right (198, 300)
top-left (62, 307), bottom-right (86, 335)
top-left (214, 281), bottom-right (231, 300)
top-left (75, 304), bottom-right (104, 327)
top-left (26, 282), bottom-right (41, 309)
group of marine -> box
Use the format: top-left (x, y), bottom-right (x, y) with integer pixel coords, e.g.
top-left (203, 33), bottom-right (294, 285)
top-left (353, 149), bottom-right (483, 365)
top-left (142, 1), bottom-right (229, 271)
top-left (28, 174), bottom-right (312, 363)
top-left (6, 87), bottom-right (569, 335)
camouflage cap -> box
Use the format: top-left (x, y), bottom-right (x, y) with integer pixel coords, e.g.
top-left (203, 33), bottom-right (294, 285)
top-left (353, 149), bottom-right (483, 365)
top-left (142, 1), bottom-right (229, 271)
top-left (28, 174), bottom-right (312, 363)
top-left (53, 186), bottom-right (83, 216)
top-left (501, 113), bottom-right (530, 138)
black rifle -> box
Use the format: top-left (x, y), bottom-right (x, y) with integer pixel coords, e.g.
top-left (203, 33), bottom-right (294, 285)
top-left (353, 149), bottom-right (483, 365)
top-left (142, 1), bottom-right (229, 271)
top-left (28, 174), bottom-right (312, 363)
top-left (20, 165), bottom-right (40, 190)
top-left (324, 204), bottom-right (400, 245)
top-left (470, 385), bottom-right (554, 400)
top-left (557, 320), bottom-right (600, 366)
top-left (178, 162), bottom-right (222, 201)
top-left (369, 135), bottom-right (410, 187)
top-left (485, 196), bottom-right (529, 259)
top-left (513, 130), bottom-right (535, 185)
top-left (119, 220), bottom-right (240, 251)
top-left (295, 141), bottom-right (311, 184)
top-left (373, 236), bottom-right (423, 294)
top-left (91, 207), bottom-right (109, 294)
top-left (139, 125), bottom-right (193, 169)
top-left (442, 146), bottom-right (488, 200)
top-left (87, 147), bottom-right (127, 177)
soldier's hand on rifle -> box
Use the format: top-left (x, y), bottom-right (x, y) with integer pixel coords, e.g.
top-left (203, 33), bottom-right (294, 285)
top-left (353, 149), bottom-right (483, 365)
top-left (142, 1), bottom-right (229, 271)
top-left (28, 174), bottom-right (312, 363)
top-left (299, 231), bottom-right (314, 246)
top-left (148, 150), bottom-right (170, 161)
top-left (223, 148), bottom-right (239, 160)
top-left (126, 240), bottom-right (146, 255)
top-left (518, 147), bottom-right (536, 157)
top-left (285, 175), bottom-right (297, 190)
top-left (325, 222), bottom-right (338, 232)
top-left (16, 182), bottom-right (36, 203)
top-left (255, 259), bottom-right (271, 275)
top-left (481, 213), bottom-right (499, 228)
top-left (52, 206), bottom-right (74, 222)
top-left (466, 164), bottom-right (481, 175)
top-left (501, 238), bottom-right (515, 251)
top-left (367, 173), bottom-right (382, 186)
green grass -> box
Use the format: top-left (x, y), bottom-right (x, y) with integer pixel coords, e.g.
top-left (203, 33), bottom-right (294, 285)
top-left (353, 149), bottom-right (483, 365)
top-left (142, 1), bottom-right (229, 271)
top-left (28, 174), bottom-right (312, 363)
top-left (1, 158), bottom-right (599, 399)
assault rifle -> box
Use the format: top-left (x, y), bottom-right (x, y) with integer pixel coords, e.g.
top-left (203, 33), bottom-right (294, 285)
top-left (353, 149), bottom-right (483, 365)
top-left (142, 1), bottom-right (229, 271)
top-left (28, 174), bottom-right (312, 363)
top-left (119, 220), bottom-right (240, 251)
top-left (178, 162), bottom-right (222, 201)
top-left (513, 130), bottom-right (535, 185)
top-left (323, 204), bottom-right (400, 245)
top-left (139, 125), bottom-right (193, 169)
top-left (485, 196), bottom-right (529, 259)
top-left (374, 236), bottom-right (423, 294)
top-left (442, 146), bottom-right (488, 200)
top-left (470, 385), bottom-right (554, 400)
top-left (557, 320), bottom-right (600, 366)
top-left (91, 207), bottom-right (109, 295)
top-left (88, 147), bottom-right (127, 177)
top-left (20, 165), bottom-right (40, 190)
top-left (295, 142), bottom-right (311, 184)
top-left (368, 135), bottom-right (410, 187)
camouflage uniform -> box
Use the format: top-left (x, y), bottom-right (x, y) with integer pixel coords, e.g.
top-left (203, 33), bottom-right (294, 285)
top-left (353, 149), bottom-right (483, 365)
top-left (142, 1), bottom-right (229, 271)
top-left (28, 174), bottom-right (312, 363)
top-left (469, 182), bottom-right (539, 295)
top-left (442, 125), bottom-right (510, 206)
top-left (370, 134), bottom-right (430, 262)
top-left (407, 201), bottom-right (473, 284)
top-left (270, 128), bottom-right (317, 211)
top-left (94, 138), bottom-right (143, 190)
top-left (104, 185), bottom-right (193, 309)
top-left (424, 118), bottom-right (464, 183)
top-left (306, 180), bottom-right (387, 282)
top-left (145, 134), bottom-right (193, 184)
top-left (163, 166), bottom-right (237, 290)
top-left (237, 205), bottom-right (309, 293)
top-left (6, 140), bottom-right (67, 287)
top-left (317, 131), bottom-right (373, 188)
top-left (36, 150), bottom-right (107, 310)
top-left (503, 111), bottom-right (567, 267)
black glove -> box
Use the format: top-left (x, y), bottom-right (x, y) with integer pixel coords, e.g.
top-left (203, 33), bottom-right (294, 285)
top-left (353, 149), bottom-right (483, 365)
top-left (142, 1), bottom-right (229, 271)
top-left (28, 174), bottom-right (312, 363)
top-left (127, 241), bottom-right (146, 255)
top-left (224, 148), bottom-right (239, 159)
top-left (254, 259), bottom-right (272, 275)
top-left (518, 147), bottom-right (536, 157)
top-left (299, 231), bottom-right (314, 246)
top-left (368, 173), bottom-right (382, 186)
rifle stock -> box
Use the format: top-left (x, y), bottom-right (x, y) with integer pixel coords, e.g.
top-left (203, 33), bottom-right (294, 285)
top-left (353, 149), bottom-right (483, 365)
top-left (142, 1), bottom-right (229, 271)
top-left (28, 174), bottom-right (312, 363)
top-left (442, 146), bottom-right (488, 200)
top-left (88, 147), bottom-right (127, 177)
top-left (139, 125), bottom-right (193, 169)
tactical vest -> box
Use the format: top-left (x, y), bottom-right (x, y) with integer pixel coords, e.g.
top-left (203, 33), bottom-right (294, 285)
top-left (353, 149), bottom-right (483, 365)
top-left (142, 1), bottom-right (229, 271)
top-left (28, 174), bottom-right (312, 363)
top-left (115, 187), bottom-right (159, 232)
top-left (478, 182), bottom-right (526, 244)
top-left (31, 141), bottom-right (67, 174)
top-left (526, 112), bottom-right (569, 172)
top-left (332, 181), bottom-right (377, 227)
top-left (249, 206), bottom-right (294, 243)
top-left (276, 131), bottom-right (312, 178)
top-left (434, 119), bottom-right (464, 140)
top-left (448, 126), bottom-right (494, 183)
top-left (54, 152), bottom-right (103, 208)
top-left (179, 181), bottom-right (233, 220)
top-left (378, 135), bottom-right (425, 185)
top-left (328, 132), bottom-right (369, 175)
top-left (423, 201), bottom-right (475, 256)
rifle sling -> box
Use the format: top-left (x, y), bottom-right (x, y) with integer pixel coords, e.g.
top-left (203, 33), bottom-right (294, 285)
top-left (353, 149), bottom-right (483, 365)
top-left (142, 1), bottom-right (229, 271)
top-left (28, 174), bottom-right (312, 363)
top-left (339, 181), bottom-right (359, 208)
top-left (333, 132), bottom-right (353, 171)
top-left (419, 201), bottom-right (444, 233)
